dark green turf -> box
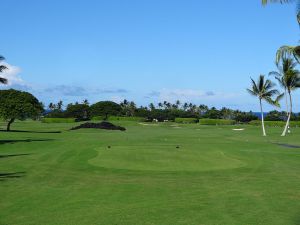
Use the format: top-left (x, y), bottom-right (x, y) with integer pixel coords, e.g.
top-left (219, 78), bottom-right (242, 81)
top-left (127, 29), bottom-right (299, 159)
top-left (0, 121), bottom-right (300, 225)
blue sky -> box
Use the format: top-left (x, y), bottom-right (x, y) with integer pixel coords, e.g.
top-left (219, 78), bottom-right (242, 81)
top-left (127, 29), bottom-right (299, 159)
top-left (1, 0), bottom-right (299, 111)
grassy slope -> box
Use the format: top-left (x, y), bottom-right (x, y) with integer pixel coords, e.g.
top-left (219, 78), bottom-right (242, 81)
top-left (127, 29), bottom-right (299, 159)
top-left (0, 121), bottom-right (300, 225)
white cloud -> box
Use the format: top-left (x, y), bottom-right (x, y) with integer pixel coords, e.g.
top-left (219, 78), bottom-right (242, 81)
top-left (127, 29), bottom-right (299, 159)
top-left (0, 63), bottom-right (24, 86)
top-left (154, 88), bottom-right (240, 103)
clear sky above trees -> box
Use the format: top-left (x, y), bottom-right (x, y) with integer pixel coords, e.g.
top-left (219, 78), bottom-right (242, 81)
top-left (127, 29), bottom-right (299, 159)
top-left (0, 0), bottom-right (299, 111)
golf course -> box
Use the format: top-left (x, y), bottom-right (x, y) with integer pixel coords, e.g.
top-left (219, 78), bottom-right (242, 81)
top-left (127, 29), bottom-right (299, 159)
top-left (1, 120), bottom-right (300, 225)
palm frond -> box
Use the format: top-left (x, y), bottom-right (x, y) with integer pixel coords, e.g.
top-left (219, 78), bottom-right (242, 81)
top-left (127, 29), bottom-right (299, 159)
top-left (269, 71), bottom-right (281, 78)
top-left (264, 96), bottom-right (279, 107)
top-left (262, 0), bottom-right (293, 4)
top-left (0, 65), bottom-right (8, 72)
top-left (247, 88), bottom-right (258, 96)
top-left (276, 46), bottom-right (300, 64)
top-left (0, 77), bottom-right (8, 84)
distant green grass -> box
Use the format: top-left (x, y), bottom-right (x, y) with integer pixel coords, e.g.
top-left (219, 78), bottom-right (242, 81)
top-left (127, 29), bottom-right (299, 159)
top-left (0, 121), bottom-right (300, 225)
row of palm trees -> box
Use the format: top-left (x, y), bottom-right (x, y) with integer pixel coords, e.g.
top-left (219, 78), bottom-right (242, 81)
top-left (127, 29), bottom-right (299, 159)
top-left (249, 0), bottom-right (300, 136)
top-left (247, 56), bottom-right (300, 136)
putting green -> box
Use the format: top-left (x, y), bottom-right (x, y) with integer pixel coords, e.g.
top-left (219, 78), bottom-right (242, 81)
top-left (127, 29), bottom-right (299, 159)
top-left (89, 146), bottom-right (246, 172)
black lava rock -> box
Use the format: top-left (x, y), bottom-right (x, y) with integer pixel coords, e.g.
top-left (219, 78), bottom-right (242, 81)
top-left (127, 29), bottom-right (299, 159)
top-left (71, 122), bottom-right (126, 131)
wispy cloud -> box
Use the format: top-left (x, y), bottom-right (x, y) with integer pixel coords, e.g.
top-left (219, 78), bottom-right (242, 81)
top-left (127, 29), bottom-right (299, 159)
top-left (145, 88), bottom-right (231, 102)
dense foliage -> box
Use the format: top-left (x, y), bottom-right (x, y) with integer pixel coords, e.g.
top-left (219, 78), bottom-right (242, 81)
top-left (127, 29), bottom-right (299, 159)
top-left (44, 99), bottom-right (263, 123)
top-left (0, 89), bottom-right (44, 130)
top-left (90, 101), bottom-right (122, 120)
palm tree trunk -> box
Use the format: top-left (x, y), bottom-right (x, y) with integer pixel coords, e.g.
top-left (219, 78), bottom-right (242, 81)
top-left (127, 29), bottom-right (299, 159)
top-left (260, 99), bottom-right (266, 136)
top-left (284, 89), bottom-right (290, 133)
top-left (282, 91), bottom-right (292, 136)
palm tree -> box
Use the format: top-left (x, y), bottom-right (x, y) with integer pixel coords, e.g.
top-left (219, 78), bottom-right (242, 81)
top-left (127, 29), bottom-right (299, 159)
top-left (247, 75), bottom-right (281, 136)
top-left (269, 57), bottom-right (297, 132)
top-left (0, 56), bottom-right (8, 84)
top-left (149, 103), bottom-right (155, 111)
top-left (280, 68), bottom-right (300, 136)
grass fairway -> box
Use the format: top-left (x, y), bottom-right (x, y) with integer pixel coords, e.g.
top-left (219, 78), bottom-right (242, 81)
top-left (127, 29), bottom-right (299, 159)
top-left (1, 121), bottom-right (300, 225)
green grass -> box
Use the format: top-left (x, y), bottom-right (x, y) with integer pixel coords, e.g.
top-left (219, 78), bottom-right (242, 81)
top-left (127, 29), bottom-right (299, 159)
top-left (1, 121), bottom-right (300, 225)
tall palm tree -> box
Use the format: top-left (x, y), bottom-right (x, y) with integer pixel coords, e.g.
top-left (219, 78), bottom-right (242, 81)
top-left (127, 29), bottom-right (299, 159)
top-left (0, 56), bottom-right (8, 84)
top-left (280, 68), bottom-right (300, 136)
top-left (247, 75), bottom-right (281, 136)
top-left (269, 57), bottom-right (297, 131)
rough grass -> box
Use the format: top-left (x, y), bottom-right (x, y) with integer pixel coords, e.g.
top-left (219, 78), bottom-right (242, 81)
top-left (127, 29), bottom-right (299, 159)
top-left (0, 121), bottom-right (300, 225)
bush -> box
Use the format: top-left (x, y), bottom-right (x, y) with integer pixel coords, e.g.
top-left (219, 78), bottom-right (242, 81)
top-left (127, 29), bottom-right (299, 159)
top-left (41, 118), bottom-right (76, 123)
top-left (92, 116), bottom-right (145, 122)
top-left (175, 118), bottom-right (199, 123)
top-left (199, 119), bottom-right (236, 125)
top-left (108, 116), bottom-right (146, 122)
top-left (65, 104), bottom-right (90, 121)
top-left (249, 120), bottom-right (300, 127)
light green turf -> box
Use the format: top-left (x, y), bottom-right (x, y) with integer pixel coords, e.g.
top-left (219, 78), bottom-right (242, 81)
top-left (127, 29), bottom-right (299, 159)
top-left (0, 121), bottom-right (300, 225)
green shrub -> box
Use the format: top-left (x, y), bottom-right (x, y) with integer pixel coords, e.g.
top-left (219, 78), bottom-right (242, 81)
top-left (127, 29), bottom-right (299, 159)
top-left (249, 120), bottom-right (300, 127)
top-left (41, 118), bottom-right (76, 123)
top-left (175, 118), bottom-right (199, 124)
top-left (92, 116), bottom-right (145, 122)
top-left (199, 119), bottom-right (236, 125)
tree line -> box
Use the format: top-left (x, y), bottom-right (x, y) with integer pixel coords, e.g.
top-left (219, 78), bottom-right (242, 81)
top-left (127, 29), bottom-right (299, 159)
top-left (45, 99), bottom-right (263, 123)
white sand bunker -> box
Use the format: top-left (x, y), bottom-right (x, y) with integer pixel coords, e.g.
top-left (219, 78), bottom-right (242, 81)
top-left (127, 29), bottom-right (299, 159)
top-left (233, 128), bottom-right (245, 131)
top-left (139, 123), bottom-right (158, 126)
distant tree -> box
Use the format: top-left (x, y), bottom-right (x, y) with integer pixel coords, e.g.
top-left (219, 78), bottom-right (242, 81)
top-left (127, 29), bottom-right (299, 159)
top-left (198, 104), bottom-right (209, 116)
top-left (234, 111), bottom-right (258, 123)
top-left (48, 102), bottom-right (55, 111)
top-left (220, 107), bottom-right (234, 120)
top-left (175, 100), bottom-right (181, 109)
top-left (90, 101), bottom-right (122, 120)
top-left (83, 99), bottom-right (89, 105)
top-left (149, 103), bottom-right (155, 111)
top-left (0, 89), bottom-right (43, 131)
top-left (57, 100), bottom-right (63, 111)
top-left (204, 107), bottom-right (222, 119)
top-left (0, 56), bottom-right (8, 84)
top-left (183, 103), bottom-right (188, 111)
top-left (247, 75), bottom-right (281, 136)
top-left (129, 101), bottom-right (136, 116)
top-left (265, 110), bottom-right (286, 121)
top-left (65, 103), bottom-right (90, 121)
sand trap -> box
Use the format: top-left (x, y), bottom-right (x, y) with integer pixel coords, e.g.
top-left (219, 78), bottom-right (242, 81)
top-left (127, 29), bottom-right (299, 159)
top-left (139, 123), bottom-right (158, 126)
top-left (233, 128), bottom-right (245, 131)
top-left (173, 127), bottom-right (182, 129)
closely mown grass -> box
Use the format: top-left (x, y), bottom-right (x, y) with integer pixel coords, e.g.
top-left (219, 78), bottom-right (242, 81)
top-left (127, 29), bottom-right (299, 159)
top-left (0, 121), bottom-right (300, 225)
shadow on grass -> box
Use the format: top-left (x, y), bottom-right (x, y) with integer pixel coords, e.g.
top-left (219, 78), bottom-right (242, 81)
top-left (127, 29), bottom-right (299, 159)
top-left (0, 139), bottom-right (54, 145)
top-left (0, 130), bottom-right (61, 134)
top-left (0, 172), bottom-right (25, 181)
top-left (276, 143), bottom-right (300, 149)
top-left (0, 153), bottom-right (32, 159)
